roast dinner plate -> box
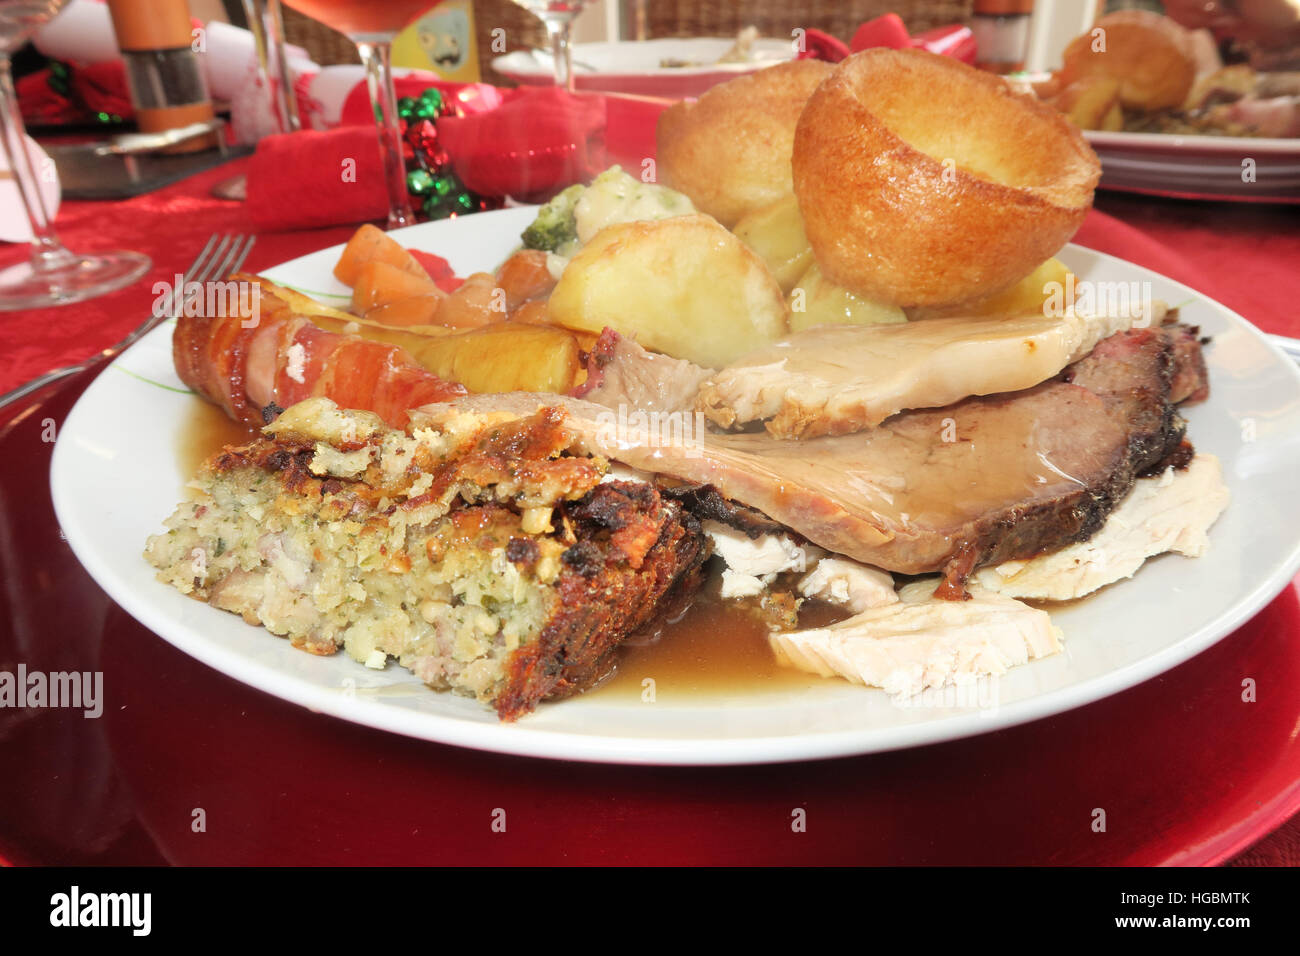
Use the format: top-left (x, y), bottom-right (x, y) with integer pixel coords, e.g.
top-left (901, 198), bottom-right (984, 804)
top-left (50, 207), bottom-right (1300, 766)
top-left (1082, 129), bottom-right (1300, 202)
top-left (492, 37), bottom-right (794, 98)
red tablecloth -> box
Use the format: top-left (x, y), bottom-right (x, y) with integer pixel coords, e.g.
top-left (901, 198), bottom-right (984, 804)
top-left (1, 156), bottom-right (1297, 865)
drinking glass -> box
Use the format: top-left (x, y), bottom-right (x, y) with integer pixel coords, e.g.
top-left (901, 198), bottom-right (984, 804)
top-left (242, 0), bottom-right (300, 135)
top-left (0, 0), bottom-right (150, 311)
top-left (280, 0), bottom-right (438, 229)
top-left (512, 1), bottom-right (589, 92)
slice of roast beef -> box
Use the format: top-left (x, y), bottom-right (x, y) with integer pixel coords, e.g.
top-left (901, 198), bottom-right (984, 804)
top-left (414, 327), bottom-right (1200, 588)
top-left (1163, 323), bottom-right (1210, 404)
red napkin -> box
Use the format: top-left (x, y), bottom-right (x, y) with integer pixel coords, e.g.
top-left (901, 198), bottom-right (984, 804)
top-left (800, 14), bottom-right (976, 64)
top-left (246, 127), bottom-right (388, 232)
top-left (797, 29), bottom-right (850, 62)
top-left (851, 13), bottom-right (912, 52)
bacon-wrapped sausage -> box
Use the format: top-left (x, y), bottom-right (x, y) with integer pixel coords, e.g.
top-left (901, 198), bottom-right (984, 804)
top-left (173, 282), bottom-right (465, 428)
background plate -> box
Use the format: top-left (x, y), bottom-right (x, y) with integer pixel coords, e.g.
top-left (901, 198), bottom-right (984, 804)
top-left (1084, 129), bottom-right (1300, 202)
top-left (493, 37), bottom-right (793, 98)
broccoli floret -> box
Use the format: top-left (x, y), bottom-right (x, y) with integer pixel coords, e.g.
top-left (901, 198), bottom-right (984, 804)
top-left (521, 183), bottom-right (585, 253)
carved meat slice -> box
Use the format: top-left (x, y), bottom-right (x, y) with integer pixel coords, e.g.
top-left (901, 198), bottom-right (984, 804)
top-left (797, 559), bottom-right (899, 613)
top-left (971, 453), bottom-right (1229, 601)
top-left (413, 328), bottom-right (1192, 580)
top-left (573, 327), bottom-right (714, 415)
top-left (769, 580), bottom-right (1063, 697)
top-left (697, 308), bottom-right (1156, 438)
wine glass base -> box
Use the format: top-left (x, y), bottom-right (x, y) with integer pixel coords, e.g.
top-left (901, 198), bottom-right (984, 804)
top-left (0, 252), bottom-right (151, 312)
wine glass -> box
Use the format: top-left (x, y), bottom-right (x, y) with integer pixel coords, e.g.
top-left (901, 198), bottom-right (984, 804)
top-left (242, 0), bottom-right (300, 135)
top-left (512, 1), bottom-right (589, 92)
top-left (0, 0), bottom-right (150, 311)
top-left (281, 0), bottom-right (438, 229)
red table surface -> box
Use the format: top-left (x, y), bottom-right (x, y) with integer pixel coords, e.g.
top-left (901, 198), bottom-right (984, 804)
top-left (1, 158), bottom-right (1299, 865)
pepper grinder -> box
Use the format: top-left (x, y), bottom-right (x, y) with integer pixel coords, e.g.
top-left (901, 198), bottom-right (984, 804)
top-left (972, 0), bottom-right (1036, 74)
top-left (107, 0), bottom-right (217, 152)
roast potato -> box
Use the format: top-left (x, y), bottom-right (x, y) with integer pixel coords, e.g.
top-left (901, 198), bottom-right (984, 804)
top-left (788, 261), bottom-right (906, 332)
top-left (408, 322), bottom-right (581, 394)
top-left (732, 194), bottom-right (814, 295)
top-left (548, 214), bottom-right (789, 368)
top-left (907, 258), bottom-right (1075, 320)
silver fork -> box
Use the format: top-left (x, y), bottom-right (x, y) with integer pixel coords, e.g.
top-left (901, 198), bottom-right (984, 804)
top-left (0, 233), bottom-right (257, 411)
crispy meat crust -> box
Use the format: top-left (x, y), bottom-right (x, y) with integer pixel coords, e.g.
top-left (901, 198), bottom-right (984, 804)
top-left (498, 483), bottom-right (709, 719)
top-left (654, 479), bottom-right (789, 540)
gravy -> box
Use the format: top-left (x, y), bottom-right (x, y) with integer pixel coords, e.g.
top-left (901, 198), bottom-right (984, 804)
top-left (589, 575), bottom-right (845, 700)
top-left (177, 398), bottom-right (258, 478)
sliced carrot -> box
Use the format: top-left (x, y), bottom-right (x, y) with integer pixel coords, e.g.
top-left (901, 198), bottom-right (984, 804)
top-left (364, 295), bottom-right (443, 328)
top-left (334, 223), bottom-right (429, 286)
top-left (508, 299), bottom-right (551, 326)
top-left (496, 249), bottom-right (556, 310)
top-left (437, 272), bottom-right (507, 329)
top-left (351, 260), bottom-right (442, 314)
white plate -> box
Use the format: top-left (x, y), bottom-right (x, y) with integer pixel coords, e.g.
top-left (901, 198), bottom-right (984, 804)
top-left (51, 207), bottom-right (1300, 765)
top-left (493, 37), bottom-right (793, 98)
top-left (1083, 129), bottom-right (1300, 202)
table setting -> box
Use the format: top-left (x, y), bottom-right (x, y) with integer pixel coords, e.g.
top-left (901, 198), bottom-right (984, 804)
top-left (2, 0), bottom-right (1299, 870)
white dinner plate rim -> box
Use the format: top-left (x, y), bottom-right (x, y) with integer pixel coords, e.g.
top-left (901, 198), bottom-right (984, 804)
top-left (50, 209), bottom-right (1300, 765)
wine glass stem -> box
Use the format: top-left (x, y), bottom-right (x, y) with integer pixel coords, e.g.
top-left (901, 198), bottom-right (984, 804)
top-left (241, 0), bottom-right (298, 134)
top-left (0, 54), bottom-right (75, 273)
top-left (355, 40), bottom-right (414, 230)
top-left (266, 0), bottom-right (300, 132)
top-left (543, 16), bottom-right (574, 92)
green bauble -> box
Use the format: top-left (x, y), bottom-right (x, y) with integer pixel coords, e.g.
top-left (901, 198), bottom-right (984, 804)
top-left (407, 169), bottom-right (435, 197)
top-left (418, 88), bottom-right (445, 115)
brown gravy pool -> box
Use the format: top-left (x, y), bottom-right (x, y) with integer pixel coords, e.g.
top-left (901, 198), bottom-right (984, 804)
top-left (587, 577), bottom-right (844, 700)
top-left (178, 397), bottom-right (258, 478)
top-left (178, 398), bottom-right (842, 698)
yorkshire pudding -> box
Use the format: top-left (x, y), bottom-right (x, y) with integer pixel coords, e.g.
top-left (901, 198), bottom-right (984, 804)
top-left (792, 49), bottom-right (1100, 309)
top-left (1060, 10), bottom-right (1196, 112)
top-left (657, 59), bottom-right (834, 228)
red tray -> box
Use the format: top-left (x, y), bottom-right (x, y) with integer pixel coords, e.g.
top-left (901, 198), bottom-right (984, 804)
top-left (1, 370), bottom-right (1297, 866)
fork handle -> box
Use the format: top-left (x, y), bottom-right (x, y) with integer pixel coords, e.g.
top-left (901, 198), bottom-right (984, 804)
top-left (0, 363), bottom-right (88, 412)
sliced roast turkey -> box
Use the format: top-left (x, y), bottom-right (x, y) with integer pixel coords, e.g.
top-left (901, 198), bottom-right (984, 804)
top-left (695, 307), bottom-right (1164, 439)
